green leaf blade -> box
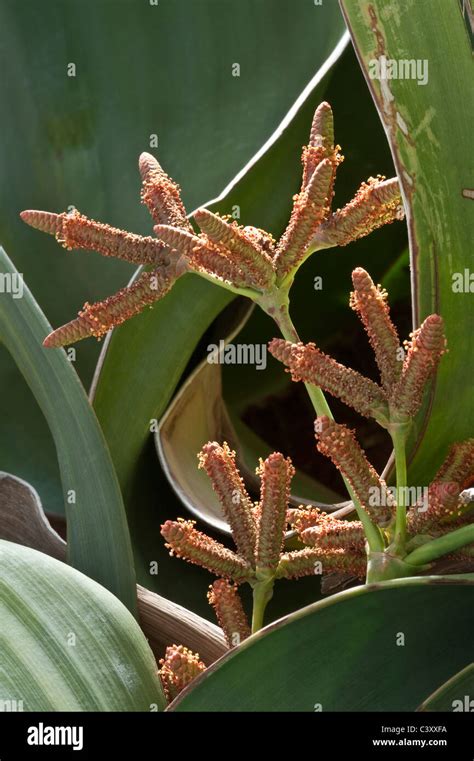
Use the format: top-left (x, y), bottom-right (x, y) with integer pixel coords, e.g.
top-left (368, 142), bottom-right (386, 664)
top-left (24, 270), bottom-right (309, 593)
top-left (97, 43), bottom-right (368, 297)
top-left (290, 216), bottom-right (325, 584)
top-left (418, 663), bottom-right (474, 712)
top-left (173, 578), bottom-right (474, 711)
top-left (340, 0), bottom-right (474, 482)
top-left (0, 540), bottom-right (165, 712)
top-left (0, 247), bottom-right (136, 613)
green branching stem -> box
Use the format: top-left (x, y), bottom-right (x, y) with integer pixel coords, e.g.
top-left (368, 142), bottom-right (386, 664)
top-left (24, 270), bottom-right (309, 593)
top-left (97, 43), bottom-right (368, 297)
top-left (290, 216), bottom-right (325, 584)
top-left (277, 240), bottom-right (334, 292)
top-left (405, 523), bottom-right (474, 566)
top-left (258, 289), bottom-right (384, 554)
top-left (276, 302), bottom-right (333, 420)
top-left (194, 268), bottom-right (264, 302)
top-left (391, 427), bottom-right (408, 554)
top-left (251, 578), bottom-right (274, 633)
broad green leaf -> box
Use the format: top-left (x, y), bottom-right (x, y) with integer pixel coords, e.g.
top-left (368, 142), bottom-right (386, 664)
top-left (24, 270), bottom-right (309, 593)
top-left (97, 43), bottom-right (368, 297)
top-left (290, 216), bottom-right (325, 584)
top-left (0, 247), bottom-right (136, 613)
top-left (0, 0), bottom-right (346, 514)
top-left (418, 663), bottom-right (474, 712)
top-left (0, 472), bottom-right (228, 665)
top-left (172, 578), bottom-right (474, 711)
top-left (91, 278), bottom-right (233, 499)
top-left (340, 0), bottom-right (474, 484)
top-left (0, 540), bottom-right (164, 711)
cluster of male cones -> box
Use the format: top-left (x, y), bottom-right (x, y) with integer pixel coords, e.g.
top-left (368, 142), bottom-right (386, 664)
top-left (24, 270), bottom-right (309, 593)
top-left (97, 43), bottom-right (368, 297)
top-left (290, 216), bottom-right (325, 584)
top-left (160, 269), bottom-right (473, 695)
top-left (270, 266), bottom-right (448, 430)
top-left (161, 435), bottom-right (474, 630)
top-left (20, 101), bottom-right (403, 347)
top-left (157, 425), bottom-right (473, 704)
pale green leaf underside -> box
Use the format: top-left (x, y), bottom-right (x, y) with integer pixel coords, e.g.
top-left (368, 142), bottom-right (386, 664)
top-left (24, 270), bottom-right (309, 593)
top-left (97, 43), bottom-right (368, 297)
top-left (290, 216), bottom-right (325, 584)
top-left (0, 540), bottom-right (165, 711)
top-left (0, 247), bottom-right (136, 613)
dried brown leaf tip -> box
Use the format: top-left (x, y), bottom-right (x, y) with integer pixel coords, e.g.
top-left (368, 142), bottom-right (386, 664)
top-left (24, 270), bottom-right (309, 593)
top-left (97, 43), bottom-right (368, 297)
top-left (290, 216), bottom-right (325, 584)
top-left (269, 268), bottom-right (447, 429)
top-left (207, 579), bottom-right (251, 648)
top-left (158, 644), bottom-right (206, 703)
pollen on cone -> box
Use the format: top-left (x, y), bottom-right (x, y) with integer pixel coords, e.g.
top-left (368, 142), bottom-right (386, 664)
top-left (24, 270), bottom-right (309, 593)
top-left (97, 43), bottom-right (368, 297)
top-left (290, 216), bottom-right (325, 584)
top-left (315, 416), bottom-right (394, 525)
top-left (140, 155), bottom-right (191, 231)
top-left (350, 268), bottom-right (402, 393)
top-left (256, 452), bottom-right (294, 572)
top-left (269, 338), bottom-right (388, 422)
top-left (207, 579), bottom-right (250, 648)
top-left (301, 102), bottom-right (336, 188)
top-left (408, 438), bottom-right (474, 533)
top-left (23, 208), bottom-right (168, 266)
top-left (161, 519), bottom-right (254, 582)
top-left (276, 546), bottom-right (366, 579)
top-left (309, 102), bottom-right (334, 151)
top-left (138, 151), bottom-right (161, 181)
top-left (194, 208), bottom-right (275, 289)
top-left (155, 224), bottom-right (248, 288)
top-left (198, 442), bottom-right (257, 565)
top-left (43, 267), bottom-right (175, 347)
top-left (390, 314), bottom-right (447, 421)
top-left (158, 644), bottom-right (206, 703)
top-left (20, 210), bottom-right (62, 235)
top-left (300, 515), bottom-right (365, 553)
top-left (314, 176), bottom-right (403, 248)
top-left (275, 158), bottom-right (336, 281)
